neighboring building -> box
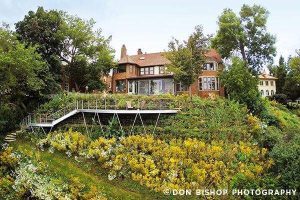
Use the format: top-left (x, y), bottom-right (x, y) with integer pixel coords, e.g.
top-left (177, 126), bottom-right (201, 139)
top-left (258, 73), bottom-right (277, 97)
top-left (111, 44), bottom-right (224, 97)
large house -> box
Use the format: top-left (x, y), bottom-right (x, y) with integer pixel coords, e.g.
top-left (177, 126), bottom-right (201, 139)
top-left (258, 73), bottom-right (277, 97)
top-left (111, 45), bottom-right (224, 97)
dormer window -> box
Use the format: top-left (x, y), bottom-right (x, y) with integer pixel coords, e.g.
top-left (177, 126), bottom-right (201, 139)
top-left (203, 62), bottom-right (216, 71)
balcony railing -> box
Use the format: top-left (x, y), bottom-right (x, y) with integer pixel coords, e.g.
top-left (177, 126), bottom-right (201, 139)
top-left (20, 98), bottom-right (180, 128)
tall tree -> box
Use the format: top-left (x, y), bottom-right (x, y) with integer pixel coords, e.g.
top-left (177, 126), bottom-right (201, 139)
top-left (0, 27), bottom-right (54, 133)
top-left (166, 25), bottom-right (210, 96)
top-left (268, 56), bottom-right (288, 94)
top-left (220, 57), bottom-right (264, 115)
top-left (16, 7), bottom-right (115, 92)
top-left (57, 14), bottom-right (115, 91)
top-left (212, 4), bottom-right (276, 73)
top-left (284, 50), bottom-right (300, 100)
top-left (15, 7), bottom-right (63, 84)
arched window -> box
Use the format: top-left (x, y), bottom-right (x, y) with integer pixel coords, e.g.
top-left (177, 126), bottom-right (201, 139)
top-left (266, 90), bottom-right (269, 96)
top-left (261, 90), bottom-right (264, 96)
top-left (271, 90), bottom-right (274, 95)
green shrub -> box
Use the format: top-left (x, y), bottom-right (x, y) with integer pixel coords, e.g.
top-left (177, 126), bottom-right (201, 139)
top-left (269, 129), bottom-right (300, 189)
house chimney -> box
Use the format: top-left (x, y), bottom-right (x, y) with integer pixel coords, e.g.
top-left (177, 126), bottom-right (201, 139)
top-left (137, 48), bottom-right (143, 55)
top-left (121, 44), bottom-right (127, 59)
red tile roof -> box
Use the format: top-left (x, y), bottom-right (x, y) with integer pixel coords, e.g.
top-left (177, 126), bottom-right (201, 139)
top-left (119, 49), bottom-right (222, 67)
top-left (259, 74), bottom-right (277, 80)
top-left (205, 49), bottom-right (222, 63)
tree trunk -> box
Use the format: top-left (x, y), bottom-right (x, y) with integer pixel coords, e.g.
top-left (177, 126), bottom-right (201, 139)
top-left (189, 85), bottom-right (192, 100)
top-left (239, 42), bottom-right (247, 62)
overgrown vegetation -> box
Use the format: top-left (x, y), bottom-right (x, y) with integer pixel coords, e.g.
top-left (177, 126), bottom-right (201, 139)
top-left (38, 131), bottom-right (272, 193)
top-left (2, 93), bottom-right (298, 198)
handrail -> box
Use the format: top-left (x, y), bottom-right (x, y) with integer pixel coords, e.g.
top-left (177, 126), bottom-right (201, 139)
top-left (20, 97), bottom-right (180, 127)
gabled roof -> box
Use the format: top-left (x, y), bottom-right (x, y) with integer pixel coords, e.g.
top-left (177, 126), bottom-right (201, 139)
top-left (118, 49), bottom-right (222, 67)
top-left (119, 52), bottom-right (170, 66)
top-left (258, 74), bottom-right (277, 80)
top-left (205, 49), bottom-right (222, 63)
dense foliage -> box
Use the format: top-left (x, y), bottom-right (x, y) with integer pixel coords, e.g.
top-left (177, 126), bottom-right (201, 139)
top-left (284, 51), bottom-right (300, 100)
top-left (212, 4), bottom-right (276, 73)
top-left (15, 6), bottom-right (115, 92)
top-left (34, 93), bottom-right (300, 193)
top-left (268, 56), bottom-right (288, 94)
top-left (220, 57), bottom-right (265, 115)
top-left (166, 25), bottom-right (210, 93)
top-left (0, 27), bottom-right (55, 134)
top-left (38, 131), bottom-right (272, 193)
top-left (0, 145), bottom-right (106, 200)
top-left (15, 7), bottom-right (64, 83)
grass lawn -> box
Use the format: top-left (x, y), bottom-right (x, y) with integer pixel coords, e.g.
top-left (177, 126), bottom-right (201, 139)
top-left (10, 138), bottom-right (186, 200)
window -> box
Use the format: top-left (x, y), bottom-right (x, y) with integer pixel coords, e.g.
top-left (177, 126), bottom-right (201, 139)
top-left (199, 77), bottom-right (219, 91)
top-left (159, 66), bottom-right (166, 74)
top-left (140, 67), bottom-right (154, 75)
top-left (136, 79), bottom-right (174, 95)
top-left (266, 90), bottom-right (269, 96)
top-left (176, 82), bottom-right (188, 92)
top-left (150, 80), bottom-right (162, 94)
top-left (116, 80), bottom-right (126, 92)
top-left (271, 90), bottom-right (274, 95)
top-left (128, 81), bottom-right (133, 93)
top-left (259, 81), bottom-right (263, 86)
top-left (265, 81), bottom-right (269, 86)
top-left (129, 65), bottom-right (134, 73)
top-left (144, 67), bottom-right (149, 75)
top-left (261, 90), bottom-right (264, 96)
top-left (270, 81), bottom-right (274, 86)
top-left (149, 67), bottom-right (154, 74)
top-left (203, 63), bottom-right (216, 71)
top-left (115, 65), bottom-right (126, 73)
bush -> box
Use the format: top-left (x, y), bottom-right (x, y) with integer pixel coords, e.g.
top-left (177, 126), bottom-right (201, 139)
top-left (38, 129), bottom-right (89, 154)
top-left (269, 129), bottom-right (300, 189)
top-left (269, 94), bottom-right (288, 104)
top-left (41, 133), bottom-right (272, 192)
top-left (220, 57), bottom-right (266, 115)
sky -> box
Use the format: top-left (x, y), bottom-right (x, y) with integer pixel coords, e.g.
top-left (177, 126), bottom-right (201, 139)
top-left (1, 0), bottom-right (300, 63)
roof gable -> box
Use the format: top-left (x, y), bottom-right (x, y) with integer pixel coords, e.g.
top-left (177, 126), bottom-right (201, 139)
top-left (118, 49), bottom-right (222, 66)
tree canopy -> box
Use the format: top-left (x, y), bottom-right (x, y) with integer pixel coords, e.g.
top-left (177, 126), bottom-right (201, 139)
top-left (268, 56), bottom-right (288, 94)
top-left (15, 7), bottom-right (115, 92)
top-left (220, 57), bottom-right (264, 115)
top-left (166, 25), bottom-right (210, 93)
top-left (57, 14), bottom-right (115, 91)
top-left (15, 7), bottom-right (63, 83)
top-left (0, 27), bottom-right (54, 133)
top-left (212, 4), bottom-right (276, 73)
top-left (284, 51), bottom-right (300, 100)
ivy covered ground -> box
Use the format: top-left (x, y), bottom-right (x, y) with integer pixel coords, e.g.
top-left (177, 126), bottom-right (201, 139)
top-left (1, 94), bottom-right (299, 199)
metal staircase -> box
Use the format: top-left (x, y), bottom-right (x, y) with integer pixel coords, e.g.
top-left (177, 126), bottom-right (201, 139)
top-left (20, 99), bottom-right (179, 133)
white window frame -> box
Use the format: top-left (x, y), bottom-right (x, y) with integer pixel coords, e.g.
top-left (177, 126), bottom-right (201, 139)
top-left (203, 62), bottom-right (217, 71)
top-left (198, 76), bottom-right (219, 91)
